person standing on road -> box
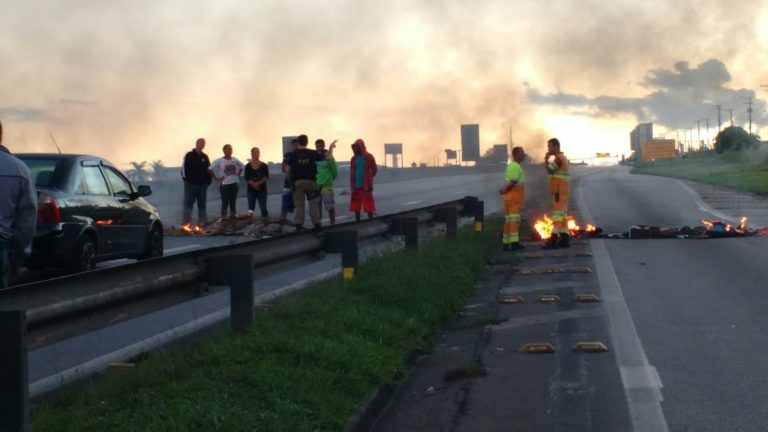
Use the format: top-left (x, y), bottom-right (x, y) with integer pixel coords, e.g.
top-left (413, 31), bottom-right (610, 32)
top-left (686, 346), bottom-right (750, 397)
top-left (500, 146), bottom-right (526, 251)
top-left (286, 135), bottom-right (335, 230)
top-left (349, 138), bottom-right (377, 222)
top-left (181, 138), bottom-right (212, 225)
top-left (543, 138), bottom-right (570, 249)
top-left (245, 147), bottom-right (270, 219)
top-left (0, 120), bottom-right (37, 288)
top-left (315, 138), bottom-right (338, 225)
top-left (279, 139), bottom-right (299, 226)
top-left (208, 144), bottom-right (244, 220)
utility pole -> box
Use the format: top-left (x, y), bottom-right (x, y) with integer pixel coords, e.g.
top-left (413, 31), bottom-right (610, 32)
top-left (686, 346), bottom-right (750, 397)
top-left (716, 104), bottom-right (722, 134)
top-left (688, 127), bottom-right (694, 151)
top-left (728, 109), bottom-right (734, 126)
top-left (696, 120), bottom-right (701, 150)
top-left (704, 118), bottom-right (710, 148)
top-left (745, 97), bottom-right (754, 135)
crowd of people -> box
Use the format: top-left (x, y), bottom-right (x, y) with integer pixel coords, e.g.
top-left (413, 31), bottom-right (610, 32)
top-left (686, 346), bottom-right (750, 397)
top-left (181, 134), bottom-right (379, 230)
top-left (0, 114), bottom-right (570, 287)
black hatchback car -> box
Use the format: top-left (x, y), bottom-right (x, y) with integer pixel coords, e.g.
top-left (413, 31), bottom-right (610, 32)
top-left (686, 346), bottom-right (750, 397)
top-left (17, 154), bottom-right (164, 272)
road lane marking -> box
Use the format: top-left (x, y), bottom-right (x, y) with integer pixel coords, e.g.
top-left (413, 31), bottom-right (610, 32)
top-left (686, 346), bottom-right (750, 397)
top-left (29, 266), bottom-right (341, 398)
top-left (165, 245), bottom-right (201, 254)
top-left (455, 190), bottom-right (466, 194)
top-left (402, 200), bottom-right (424, 206)
top-left (674, 180), bottom-right (738, 223)
top-left (577, 174), bottom-right (669, 432)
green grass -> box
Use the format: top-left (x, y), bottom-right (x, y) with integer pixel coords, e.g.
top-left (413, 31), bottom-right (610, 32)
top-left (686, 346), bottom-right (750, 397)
top-left (632, 150), bottom-right (768, 194)
top-left (32, 221), bottom-right (502, 432)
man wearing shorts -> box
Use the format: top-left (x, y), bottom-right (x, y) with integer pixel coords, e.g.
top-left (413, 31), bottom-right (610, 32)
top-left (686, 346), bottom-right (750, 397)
top-left (315, 139), bottom-right (339, 225)
top-left (349, 138), bottom-right (377, 221)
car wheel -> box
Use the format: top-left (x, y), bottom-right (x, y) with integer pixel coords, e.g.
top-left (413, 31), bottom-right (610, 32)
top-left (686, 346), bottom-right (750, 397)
top-left (138, 226), bottom-right (164, 260)
top-left (68, 236), bottom-right (96, 273)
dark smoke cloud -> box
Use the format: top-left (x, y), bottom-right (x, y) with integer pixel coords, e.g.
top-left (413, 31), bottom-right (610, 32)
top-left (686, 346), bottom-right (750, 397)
top-left (527, 59), bottom-right (767, 130)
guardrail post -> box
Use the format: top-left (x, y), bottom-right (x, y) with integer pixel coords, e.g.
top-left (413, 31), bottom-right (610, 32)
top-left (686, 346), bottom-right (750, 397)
top-left (340, 230), bottom-right (359, 280)
top-left (404, 217), bottom-right (418, 249)
top-left (474, 200), bottom-right (485, 232)
top-left (229, 254), bottom-right (255, 335)
top-left (0, 311), bottom-right (28, 432)
top-left (444, 207), bottom-right (457, 240)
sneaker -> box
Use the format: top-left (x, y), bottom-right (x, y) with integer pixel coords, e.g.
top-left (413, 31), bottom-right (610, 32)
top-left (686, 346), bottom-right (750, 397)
top-left (502, 244), bottom-right (512, 252)
top-left (295, 225), bottom-right (307, 232)
top-left (557, 233), bottom-right (571, 248)
top-left (509, 242), bottom-right (525, 251)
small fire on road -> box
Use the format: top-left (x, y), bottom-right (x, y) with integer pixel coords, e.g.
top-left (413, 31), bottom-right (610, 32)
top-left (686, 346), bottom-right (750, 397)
top-left (181, 223), bottom-right (204, 234)
top-left (533, 214), bottom-right (600, 240)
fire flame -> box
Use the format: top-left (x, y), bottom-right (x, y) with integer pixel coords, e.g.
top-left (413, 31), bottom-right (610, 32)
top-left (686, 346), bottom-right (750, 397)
top-left (533, 214), bottom-right (598, 240)
top-left (534, 215), bottom-right (555, 240)
top-left (739, 216), bottom-right (748, 231)
top-left (181, 223), bottom-right (204, 234)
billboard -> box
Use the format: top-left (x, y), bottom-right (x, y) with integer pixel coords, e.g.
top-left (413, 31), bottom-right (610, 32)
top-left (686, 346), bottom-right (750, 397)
top-left (460, 124), bottom-right (480, 161)
top-left (491, 144), bottom-right (507, 163)
top-left (445, 149), bottom-right (458, 159)
top-left (384, 143), bottom-right (403, 154)
top-left (282, 136), bottom-right (298, 155)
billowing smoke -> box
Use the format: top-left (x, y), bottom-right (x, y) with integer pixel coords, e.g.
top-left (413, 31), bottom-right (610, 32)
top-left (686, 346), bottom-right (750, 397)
top-left (527, 59), bottom-right (768, 130)
top-left (0, 0), bottom-right (765, 167)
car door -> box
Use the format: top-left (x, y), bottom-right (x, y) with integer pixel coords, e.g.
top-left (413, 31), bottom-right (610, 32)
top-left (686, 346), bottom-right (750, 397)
top-left (101, 165), bottom-right (150, 255)
top-left (80, 161), bottom-right (119, 256)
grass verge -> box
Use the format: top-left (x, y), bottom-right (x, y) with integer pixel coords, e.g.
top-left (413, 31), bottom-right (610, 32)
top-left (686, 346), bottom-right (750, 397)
top-left (32, 220), bottom-right (502, 432)
top-left (632, 150), bottom-right (768, 194)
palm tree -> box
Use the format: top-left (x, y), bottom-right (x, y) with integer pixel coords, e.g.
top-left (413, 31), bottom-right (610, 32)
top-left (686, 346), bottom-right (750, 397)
top-left (126, 161), bottom-right (149, 182)
top-left (150, 160), bottom-right (165, 180)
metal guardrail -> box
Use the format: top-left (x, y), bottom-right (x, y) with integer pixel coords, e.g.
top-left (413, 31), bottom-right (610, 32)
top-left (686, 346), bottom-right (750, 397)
top-left (0, 197), bottom-right (481, 330)
top-left (0, 197), bottom-right (486, 431)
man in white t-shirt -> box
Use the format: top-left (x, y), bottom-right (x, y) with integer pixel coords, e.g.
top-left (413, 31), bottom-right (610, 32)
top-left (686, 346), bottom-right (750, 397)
top-left (208, 144), bottom-right (244, 219)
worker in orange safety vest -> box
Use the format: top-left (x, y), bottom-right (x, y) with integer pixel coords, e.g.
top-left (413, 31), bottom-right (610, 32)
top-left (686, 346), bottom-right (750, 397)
top-left (500, 146), bottom-right (526, 251)
top-left (543, 138), bottom-right (570, 249)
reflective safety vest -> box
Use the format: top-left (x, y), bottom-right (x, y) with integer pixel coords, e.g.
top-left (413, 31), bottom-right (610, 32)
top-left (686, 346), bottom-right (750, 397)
top-left (548, 152), bottom-right (569, 195)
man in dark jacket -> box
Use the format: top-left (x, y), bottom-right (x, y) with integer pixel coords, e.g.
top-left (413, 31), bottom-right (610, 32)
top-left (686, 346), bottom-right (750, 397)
top-left (0, 120), bottom-right (37, 288)
top-left (181, 138), bottom-right (212, 225)
top-left (349, 139), bottom-right (377, 221)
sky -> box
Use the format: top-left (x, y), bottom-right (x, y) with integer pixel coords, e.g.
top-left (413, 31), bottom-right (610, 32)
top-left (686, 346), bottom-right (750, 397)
top-left (1, 0), bottom-right (767, 170)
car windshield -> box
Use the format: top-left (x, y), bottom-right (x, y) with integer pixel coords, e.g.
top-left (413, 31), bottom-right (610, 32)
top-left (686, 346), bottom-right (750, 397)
top-left (18, 157), bottom-right (66, 188)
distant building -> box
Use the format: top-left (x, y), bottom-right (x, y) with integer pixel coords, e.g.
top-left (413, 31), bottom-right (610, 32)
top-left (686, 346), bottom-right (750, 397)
top-left (630, 123), bottom-right (653, 155)
top-left (460, 124), bottom-right (480, 162)
top-left (491, 144), bottom-right (508, 163)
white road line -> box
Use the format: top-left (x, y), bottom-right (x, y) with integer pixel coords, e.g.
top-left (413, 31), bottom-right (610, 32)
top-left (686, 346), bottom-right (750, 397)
top-left (165, 245), bottom-right (201, 254)
top-left (577, 174), bottom-right (669, 432)
top-left (455, 190), bottom-right (467, 195)
top-left (402, 200), bottom-right (424, 206)
top-left (29, 267), bottom-right (341, 398)
top-left (336, 215), bottom-right (350, 220)
top-left (674, 179), bottom-right (739, 223)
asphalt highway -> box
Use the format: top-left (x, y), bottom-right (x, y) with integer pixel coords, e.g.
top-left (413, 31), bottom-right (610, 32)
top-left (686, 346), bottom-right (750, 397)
top-left (28, 165), bottom-right (768, 432)
top-left (579, 166), bottom-right (768, 431)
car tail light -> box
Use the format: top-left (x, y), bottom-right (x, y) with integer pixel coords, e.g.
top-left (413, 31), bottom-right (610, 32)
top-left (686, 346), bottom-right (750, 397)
top-left (37, 192), bottom-right (63, 223)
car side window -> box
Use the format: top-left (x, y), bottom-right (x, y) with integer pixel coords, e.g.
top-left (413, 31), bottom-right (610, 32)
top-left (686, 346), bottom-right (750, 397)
top-left (103, 167), bottom-right (133, 197)
top-left (82, 166), bottom-right (111, 196)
